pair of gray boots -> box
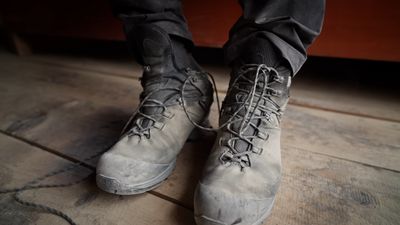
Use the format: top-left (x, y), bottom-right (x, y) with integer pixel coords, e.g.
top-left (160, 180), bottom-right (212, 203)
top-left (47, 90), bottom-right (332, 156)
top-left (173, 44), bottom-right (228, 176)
top-left (96, 25), bottom-right (291, 225)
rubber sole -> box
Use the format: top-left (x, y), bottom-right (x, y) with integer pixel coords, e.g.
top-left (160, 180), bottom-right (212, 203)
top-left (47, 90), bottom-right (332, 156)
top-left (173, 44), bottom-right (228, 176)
top-left (194, 199), bottom-right (275, 225)
top-left (96, 160), bottom-right (176, 195)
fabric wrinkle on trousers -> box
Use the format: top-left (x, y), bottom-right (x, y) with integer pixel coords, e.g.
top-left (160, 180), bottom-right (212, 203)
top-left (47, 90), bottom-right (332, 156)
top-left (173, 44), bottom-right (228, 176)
top-left (111, 0), bottom-right (325, 75)
top-left (111, 0), bottom-right (193, 45)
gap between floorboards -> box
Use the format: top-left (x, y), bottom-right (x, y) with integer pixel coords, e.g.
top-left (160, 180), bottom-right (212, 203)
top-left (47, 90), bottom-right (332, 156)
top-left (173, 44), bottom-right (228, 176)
top-left (0, 129), bottom-right (194, 211)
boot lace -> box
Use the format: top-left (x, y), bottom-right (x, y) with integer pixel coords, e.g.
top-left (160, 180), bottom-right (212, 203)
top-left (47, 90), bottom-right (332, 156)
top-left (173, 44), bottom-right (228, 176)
top-left (121, 86), bottom-right (171, 140)
top-left (182, 64), bottom-right (284, 169)
top-left (121, 69), bottom-right (211, 140)
top-left (219, 64), bottom-right (284, 169)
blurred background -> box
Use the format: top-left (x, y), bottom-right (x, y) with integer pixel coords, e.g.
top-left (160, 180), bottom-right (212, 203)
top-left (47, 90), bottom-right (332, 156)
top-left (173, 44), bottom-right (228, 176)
top-left (1, 0), bottom-right (400, 60)
top-left (0, 1), bottom-right (399, 225)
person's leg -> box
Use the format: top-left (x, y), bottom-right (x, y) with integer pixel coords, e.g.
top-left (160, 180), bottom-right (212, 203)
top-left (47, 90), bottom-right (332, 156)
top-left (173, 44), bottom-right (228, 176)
top-left (194, 1), bottom-right (325, 225)
top-left (225, 0), bottom-right (325, 75)
top-left (96, 0), bottom-right (213, 195)
top-left (111, 0), bottom-right (192, 40)
top-left (110, 0), bottom-right (199, 70)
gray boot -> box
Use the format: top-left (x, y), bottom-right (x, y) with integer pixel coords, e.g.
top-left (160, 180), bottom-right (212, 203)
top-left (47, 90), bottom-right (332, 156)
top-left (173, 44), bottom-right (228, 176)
top-left (96, 24), bottom-right (213, 195)
top-left (194, 60), bottom-right (291, 224)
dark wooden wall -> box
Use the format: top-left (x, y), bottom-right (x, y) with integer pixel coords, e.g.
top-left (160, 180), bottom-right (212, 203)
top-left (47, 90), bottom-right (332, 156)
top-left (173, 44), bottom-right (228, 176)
top-left (1, 0), bottom-right (400, 61)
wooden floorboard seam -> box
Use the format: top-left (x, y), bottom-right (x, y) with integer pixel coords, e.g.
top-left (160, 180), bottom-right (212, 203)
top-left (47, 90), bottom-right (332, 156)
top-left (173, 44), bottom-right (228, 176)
top-left (3, 125), bottom-right (399, 175)
top-left (148, 190), bottom-right (194, 211)
top-left (1, 53), bottom-right (399, 225)
top-left (28, 58), bottom-right (139, 82)
top-left (2, 124), bottom-right (400, 208)
top-left (0, 130), bottom-right (93, 170)
top-left (288, 101), bottom-right (400, 123)
top-left (0, 129), bottom-right (195, 211)
top-left (291, 146), bottom-right (400, 174)
top-left (25, 57), bottom-right (400, 124)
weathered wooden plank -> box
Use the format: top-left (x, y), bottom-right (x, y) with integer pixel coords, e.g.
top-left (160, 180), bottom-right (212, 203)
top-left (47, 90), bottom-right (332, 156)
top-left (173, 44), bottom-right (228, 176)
top-left (0, 55), bottom-right (399, 170)
top-left (2, 126), bottom-right (399, 225)
top-left (26, 53), bottom-right (141, 79)
top-left (290, 78), bottom-right (400, 123)
top-left (0, 134), bottom-right (194, 225)
top-left (271, 147), bottom-right (400, 225)
top-left (20, 52), bottom-right (400, 122)
top-left (1, 52), bottom-right (400, 213)
top-left (282, 105), bottom-right (400, 171)
top-left (0, 56), bottom-right (139, 162)
top-left (1, 52), bottom-right (400, 225)
top-left (0, 54), bottom-right (220, 163)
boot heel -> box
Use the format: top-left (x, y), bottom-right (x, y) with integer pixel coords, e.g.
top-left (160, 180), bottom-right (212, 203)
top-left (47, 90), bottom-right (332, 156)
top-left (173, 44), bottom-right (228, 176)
top-left (187, 119), bottom-right (211, 142)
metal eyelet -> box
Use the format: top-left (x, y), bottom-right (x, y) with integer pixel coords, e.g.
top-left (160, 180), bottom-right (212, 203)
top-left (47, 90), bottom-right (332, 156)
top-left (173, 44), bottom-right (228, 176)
top-left (153, 121), bottom-right (165, 130)
top-left (257, 131), bottom-right (268, 140)
top-left (275, 75), bottom-right (284, 83)
top-left (163, 110), bottom-right (174, 119)
top-left (190, 76), bottom-right (198, 83)
top-left (143, 65), bottom-right (151, 72)
top-left (252, 147), bottom-right (264, 155)
top-left (271, 89), bottom-right (282, 97)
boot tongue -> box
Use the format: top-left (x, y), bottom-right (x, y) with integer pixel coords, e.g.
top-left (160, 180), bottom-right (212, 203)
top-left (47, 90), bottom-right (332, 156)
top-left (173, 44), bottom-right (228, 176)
top-left (234, 36), bottom-right (280, 70)
top-left (128, 25), bottom-right (205, 132)
top-left (138, 80), bottom-right (178, 128)
top-left (131, 25), bottom-right (185, 129)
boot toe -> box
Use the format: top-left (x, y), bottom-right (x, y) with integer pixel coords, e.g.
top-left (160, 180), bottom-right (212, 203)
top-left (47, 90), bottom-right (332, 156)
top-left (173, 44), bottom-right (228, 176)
top-left (194, 182), bottom-right (275, 225)
top-left (96, 152), bottom-right (175, 195)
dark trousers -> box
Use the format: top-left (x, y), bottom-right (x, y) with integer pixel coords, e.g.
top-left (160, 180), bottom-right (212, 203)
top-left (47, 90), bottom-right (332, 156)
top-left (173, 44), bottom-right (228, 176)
top-left (111, 0), bottom-right (325, 75)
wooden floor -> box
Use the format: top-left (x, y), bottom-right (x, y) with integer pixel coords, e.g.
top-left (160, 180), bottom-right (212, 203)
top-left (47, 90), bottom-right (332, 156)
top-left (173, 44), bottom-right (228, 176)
top-left (0, 49), bottom-right (399, 225)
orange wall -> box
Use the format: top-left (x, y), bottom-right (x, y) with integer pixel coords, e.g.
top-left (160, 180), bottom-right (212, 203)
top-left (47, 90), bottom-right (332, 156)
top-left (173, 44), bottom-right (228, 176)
top-left (2, 0), bottom-right (400, 61)
top-left (183, 0), bottom-right (400, 62)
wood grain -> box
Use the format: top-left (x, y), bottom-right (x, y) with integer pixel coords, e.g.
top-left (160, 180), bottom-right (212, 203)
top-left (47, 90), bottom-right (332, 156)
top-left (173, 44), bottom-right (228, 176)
top-left (1, 51), bottom-right (399, 225)
top-left (270, 147), bottom-right (400, 225)
top-left (0, 52), bottom-right (398, 171)
top-left (24, 52), bottom-right (400, 122)
top-left (0, 134), bottom-right (194, 225)
top-left (282, 105), bottom-right (400, 171)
